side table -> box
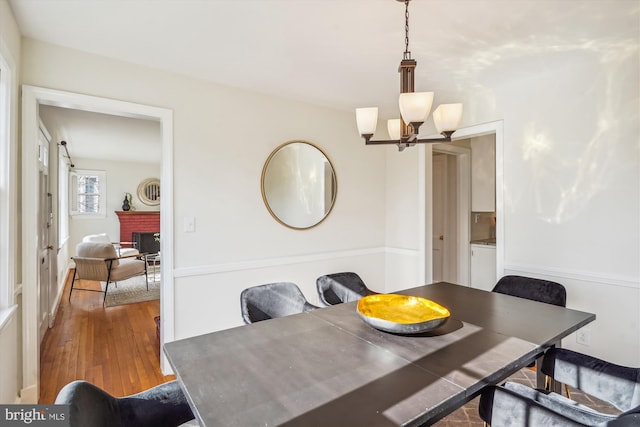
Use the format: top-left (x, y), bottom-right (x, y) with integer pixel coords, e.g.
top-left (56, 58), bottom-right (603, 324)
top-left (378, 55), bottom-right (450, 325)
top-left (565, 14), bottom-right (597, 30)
top-left (147, 252), bottom-right (161, 283)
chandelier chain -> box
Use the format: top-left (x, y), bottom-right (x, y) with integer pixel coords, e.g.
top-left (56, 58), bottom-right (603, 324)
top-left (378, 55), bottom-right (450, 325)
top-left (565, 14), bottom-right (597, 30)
top-left (403, 0), bottom-right (411, 59)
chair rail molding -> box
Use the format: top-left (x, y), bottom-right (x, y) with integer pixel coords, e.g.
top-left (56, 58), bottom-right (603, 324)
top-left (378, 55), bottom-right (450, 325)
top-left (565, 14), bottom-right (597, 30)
top-left (173, 247), bottom-right (389, 278)
top-left (504, 263), bottom-right (640, 290)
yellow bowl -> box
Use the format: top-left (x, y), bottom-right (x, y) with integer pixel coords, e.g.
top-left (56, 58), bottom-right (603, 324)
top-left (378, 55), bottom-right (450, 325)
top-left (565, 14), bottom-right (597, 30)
top-left (357, 294), bottom-right (450, 334)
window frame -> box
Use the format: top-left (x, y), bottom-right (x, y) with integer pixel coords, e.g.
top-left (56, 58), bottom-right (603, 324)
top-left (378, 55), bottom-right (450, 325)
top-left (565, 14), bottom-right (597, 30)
top-left (70, 169), bottom-right (107, 217)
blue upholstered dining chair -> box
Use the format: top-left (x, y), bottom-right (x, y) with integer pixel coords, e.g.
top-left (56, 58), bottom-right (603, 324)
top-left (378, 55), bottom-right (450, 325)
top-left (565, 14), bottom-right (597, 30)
top-left (240, 282), bottom-right (319, 324)
top-left (478, 348), bottom-right (640, 426)
top-left (316, 272), bottom-right (375, 306)
top-left (55, 380), bottom-right (194, 427)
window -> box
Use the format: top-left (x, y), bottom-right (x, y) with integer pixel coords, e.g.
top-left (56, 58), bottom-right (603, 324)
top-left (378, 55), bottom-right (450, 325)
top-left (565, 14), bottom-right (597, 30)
top-left (70, 169), bottom-right (106, 217)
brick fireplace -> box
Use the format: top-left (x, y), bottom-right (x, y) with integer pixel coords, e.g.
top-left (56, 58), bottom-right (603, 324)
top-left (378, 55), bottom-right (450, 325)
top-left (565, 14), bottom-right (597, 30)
top-left (115, 211), bottom-right (160, 251)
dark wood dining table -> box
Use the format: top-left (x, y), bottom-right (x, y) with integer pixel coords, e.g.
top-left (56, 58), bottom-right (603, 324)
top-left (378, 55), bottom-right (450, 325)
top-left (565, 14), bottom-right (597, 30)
top-left (164, 282), bottom-right (595, 426)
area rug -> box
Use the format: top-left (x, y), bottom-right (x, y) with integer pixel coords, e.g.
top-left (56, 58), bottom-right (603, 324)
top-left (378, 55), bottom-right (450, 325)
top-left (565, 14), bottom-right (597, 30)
top-left (102, 273), bottom-right (160, 307)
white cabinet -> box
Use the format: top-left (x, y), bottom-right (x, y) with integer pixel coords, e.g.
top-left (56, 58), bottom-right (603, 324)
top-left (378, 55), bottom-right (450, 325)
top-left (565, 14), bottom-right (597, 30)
top-left (470, 244), bottom-right (496, 291)
top-left (471, 134), bottom-right (495, 212)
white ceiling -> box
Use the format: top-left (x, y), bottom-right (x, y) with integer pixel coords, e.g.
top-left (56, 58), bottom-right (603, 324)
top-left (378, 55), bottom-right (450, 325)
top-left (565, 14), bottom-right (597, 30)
top-left (10, 0), bottom-right (638, 160)
top-left (39, 105), bottom-right (161, 164)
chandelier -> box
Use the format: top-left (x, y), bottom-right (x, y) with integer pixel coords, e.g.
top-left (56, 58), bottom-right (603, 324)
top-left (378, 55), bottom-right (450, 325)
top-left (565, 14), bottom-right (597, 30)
top-left (355, 0), bottom-right (463, 152)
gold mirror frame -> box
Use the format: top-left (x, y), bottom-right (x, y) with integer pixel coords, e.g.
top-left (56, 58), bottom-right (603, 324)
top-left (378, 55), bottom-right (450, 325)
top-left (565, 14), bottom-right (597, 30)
top-left (137, 177), bottom-right (160, 206)
top-left (261, 141), bottom-right (337, 230)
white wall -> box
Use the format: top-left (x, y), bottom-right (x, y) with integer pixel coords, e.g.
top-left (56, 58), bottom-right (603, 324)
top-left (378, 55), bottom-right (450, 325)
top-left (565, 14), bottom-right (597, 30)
top-left (22, 39), bottom-right (387, 339)
top-left (384, 145), bottom-right (426, 292)
top-left (475, 37), bottom-right (639, 366)
top-left (0, 0), bottom-right (21, 404)
top-left (387, 13), bottom-right (640, 365)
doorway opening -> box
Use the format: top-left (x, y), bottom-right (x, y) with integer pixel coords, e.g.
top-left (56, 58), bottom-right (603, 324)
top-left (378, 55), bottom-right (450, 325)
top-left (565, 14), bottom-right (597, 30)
top-left (424, 120), bottom-right (504, 287)
top-left (431, 144), bottom-right (471, 284)
top-left (21, 86), bottom-right (174, 402)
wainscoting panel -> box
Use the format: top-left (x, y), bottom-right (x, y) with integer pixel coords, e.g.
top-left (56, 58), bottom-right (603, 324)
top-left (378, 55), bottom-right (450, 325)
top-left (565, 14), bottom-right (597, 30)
top-left (384, 248), bottom-right (423, 294)
top-left (504, 266), bottom-right (640, 367)
top-left (173, 249), bottom-right (388, 340)
top-left (0, 305), bottom-right (19, 403)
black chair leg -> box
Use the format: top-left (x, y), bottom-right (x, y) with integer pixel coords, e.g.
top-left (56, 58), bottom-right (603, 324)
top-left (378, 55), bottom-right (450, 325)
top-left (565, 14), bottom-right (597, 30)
top-left (103, 282), bottom-right (111, 306)
top-left (69, 268), bottom-right (78, 302)
top-left (103, 262), bottom-right (114, 306)
top-left (144, 260), bottom-right (149, 291)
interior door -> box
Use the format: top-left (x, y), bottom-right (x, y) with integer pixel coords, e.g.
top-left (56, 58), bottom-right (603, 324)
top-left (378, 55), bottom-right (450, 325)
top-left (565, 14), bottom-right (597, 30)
top-left (38, 127), bottom-right (51, 342)
top-left (432, 154), bottom-right (446, 282)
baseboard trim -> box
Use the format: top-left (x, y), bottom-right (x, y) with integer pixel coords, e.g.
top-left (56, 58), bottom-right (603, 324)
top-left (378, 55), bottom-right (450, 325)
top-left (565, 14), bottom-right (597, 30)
top-left (173, 247), bottom-right (399, 278)
top-left (20, 384), bottom-right (38, 404)
top-left (504, 263), bottom-right (639, 290)
top-left (49, 268), bottom-right (72, 327)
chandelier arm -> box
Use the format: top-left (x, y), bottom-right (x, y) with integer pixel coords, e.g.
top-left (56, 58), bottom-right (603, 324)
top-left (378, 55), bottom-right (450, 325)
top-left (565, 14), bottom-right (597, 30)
top-left (365, 139), bottom-right (406, 145)
top-left (363, 133), bottom-right (454, 145)
top-left (362, 131), bottom-right (454, 146)
top-left (414, 136), bottom-right (452, 143)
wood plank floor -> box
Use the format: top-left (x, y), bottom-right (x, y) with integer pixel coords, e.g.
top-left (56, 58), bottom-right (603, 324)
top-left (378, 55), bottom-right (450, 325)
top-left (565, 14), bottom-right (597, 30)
top-left (39, 270), bottom-right (175, 404)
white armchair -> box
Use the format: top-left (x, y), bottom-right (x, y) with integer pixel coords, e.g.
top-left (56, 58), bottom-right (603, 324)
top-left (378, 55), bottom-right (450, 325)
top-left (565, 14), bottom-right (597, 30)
top-left (82, 233), bottom-right (139, 257)
top-left (70, 242), bottom-right (148, 305)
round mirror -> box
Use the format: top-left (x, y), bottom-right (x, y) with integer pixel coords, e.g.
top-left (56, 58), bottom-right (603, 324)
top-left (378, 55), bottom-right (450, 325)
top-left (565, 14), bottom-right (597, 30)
top-left (261, 141), bottom-right (337, 230)
top-left (137, 177), bottom-right (160, 206)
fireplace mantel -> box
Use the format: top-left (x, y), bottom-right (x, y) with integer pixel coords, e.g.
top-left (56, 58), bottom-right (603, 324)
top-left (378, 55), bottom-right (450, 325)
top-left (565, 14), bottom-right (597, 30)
top-left (115, 210), bottom-right (160, 244)
top-left (115, 210), bottom-right (161, 217)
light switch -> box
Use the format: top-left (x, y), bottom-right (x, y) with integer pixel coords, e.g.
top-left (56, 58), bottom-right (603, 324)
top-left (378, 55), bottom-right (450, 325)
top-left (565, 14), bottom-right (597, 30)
top-left (184, 216), bottom-right (195, 232)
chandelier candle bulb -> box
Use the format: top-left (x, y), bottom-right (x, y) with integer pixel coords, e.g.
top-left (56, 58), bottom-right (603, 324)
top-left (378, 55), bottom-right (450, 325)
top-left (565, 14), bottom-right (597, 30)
top-left (356, 107), bottom-right (379, 136)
